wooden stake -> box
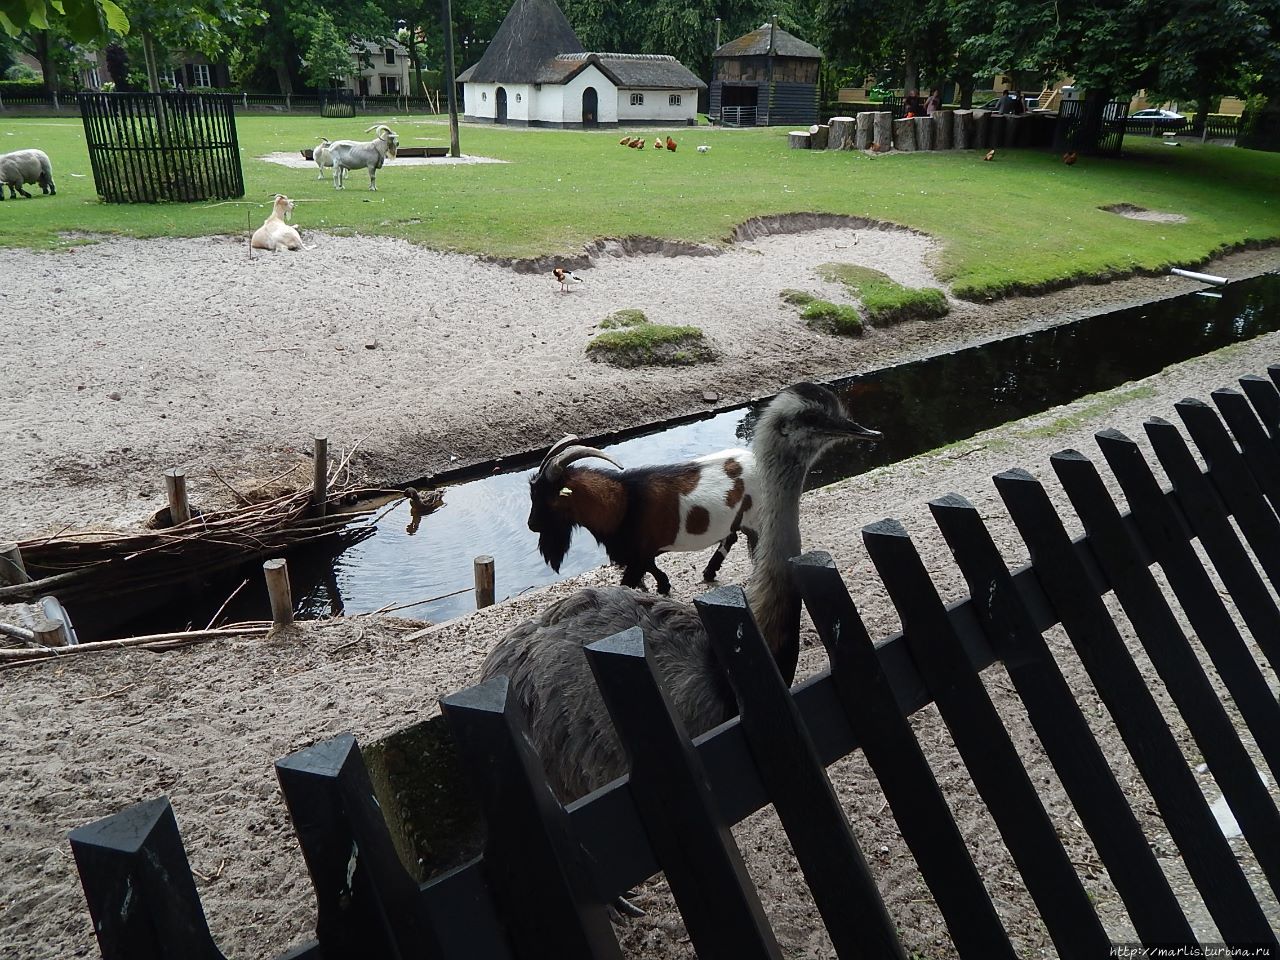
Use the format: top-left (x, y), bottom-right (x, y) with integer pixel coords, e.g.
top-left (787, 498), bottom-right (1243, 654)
top-left (312, 436), bottom-right (328, 516)
top-left (33, 616), bottom-right (69, 647)
top-left (0, 542), bottom-right (29, 586)
top-left (165, 469), bottom-right (191, 526)
top-left (263, 558), bottom-right (294, 628)
top-left (474, 555), bottom-right (495, 609)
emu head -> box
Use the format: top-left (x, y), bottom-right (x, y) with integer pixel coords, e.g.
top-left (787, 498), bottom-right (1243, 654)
top-left (367, 124), bottom-right (399, 157)
top-left (527, 435), bottom-right (622, 572)
top-left (760, 382), bottom-right (882, 467)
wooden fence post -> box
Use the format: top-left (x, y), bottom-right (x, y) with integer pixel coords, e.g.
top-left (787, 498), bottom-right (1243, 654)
top-left (165, 469), bottom-right (191, 526)
top-left (0, 541), bottom-right (28, 586)
top-left (68, 797), bottom-right (227, 960)
top-left (312, 436), bottom-right (328, 516)
top-left (584, 627), bottom-right (784, 960)
top-left (694, 587), bottom-right (907, 960)
top-left (926, 493), bottom-right (1196, 944)
top-left (276, 734), bottom-right (442, 960)
top-left (473, 555), bottom-right (495, 608)
top-left (994, 466), bottom-right (1277, 943)
top-left (1238, 373), bottom-right (1280, 443)
top-left (440, 677), bottom-right (623, 960)
top-left (33, 616), bottom-right (68, 647)
top-left (791, 551), bottom-right (1018, 959)
top-left (263, 558), bottom-right (293, 628)
top-left (861, 518), bottom-right (1109, 960)
top-left (1212, 388), bottom-right (1280, 510)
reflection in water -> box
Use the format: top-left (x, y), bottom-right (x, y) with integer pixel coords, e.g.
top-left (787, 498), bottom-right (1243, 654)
top-left (103, 273), bottom-right (1280, 635)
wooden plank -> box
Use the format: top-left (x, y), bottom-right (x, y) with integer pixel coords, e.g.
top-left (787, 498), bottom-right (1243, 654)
top-left (1096, 428), bottom-right (1280, 785)
top-left (694, 586), bottom-right (907, 960)
top-left (275, 735), bottom-right (442, 960)
top-left (68, 797), bottom-right (227, 960)
top-left (1051, 448), bottom-right (1280, 904)
top-left (861, 519), bottom-right (1108, 960)
top-left (927, 493), bottom-right (1195, 945)
top-left (439, 677), bottom-right (622, 960)
top-left (995, 467), bottom-right (1277, 944)
top-left (1239, 374), bottom-right (1280, 447)
top-left (584, 627), bottom-right (783, 960)
top-left (1212, 387), bottom-right (1280, 512)
top-left (792, 552), bottom-right (1018, 960)
top-left (1176, 398), bottom-right (1280, 591)
top-left (1144, 416), bottom-right (1280, 677)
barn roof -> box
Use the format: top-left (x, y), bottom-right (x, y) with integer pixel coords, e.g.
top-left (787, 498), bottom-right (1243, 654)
top-left (562, 53), bottom-right (706, 90)
top-left (456, 0), bottom-right (584, 83)
top-left (714, 23), bottom-right (822, 60)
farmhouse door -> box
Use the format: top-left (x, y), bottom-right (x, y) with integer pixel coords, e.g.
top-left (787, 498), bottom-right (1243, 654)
top-left (582, 87), bottom-right (598, 127)
top-left (496, 87), bottom-right (508, 124)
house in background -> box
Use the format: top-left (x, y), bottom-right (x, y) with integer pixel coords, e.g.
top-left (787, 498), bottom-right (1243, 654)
top-left (343, 39), bottom-right (412, 97)
top-left (457, 0), bottom-right (703, 128)
top-left (709, 21), bottom-right (821, 127)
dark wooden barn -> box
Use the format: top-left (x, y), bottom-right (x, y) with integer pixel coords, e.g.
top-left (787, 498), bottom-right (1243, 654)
top-left (709, 21), bottom-right (821, 127)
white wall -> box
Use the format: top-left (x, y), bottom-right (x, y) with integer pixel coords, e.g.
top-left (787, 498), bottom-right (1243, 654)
top-left (464, 82), bottom-right (536, 122)
top-left (615, 87), bottom-right (698, 123)
top-left (561, 65), bottom-right (617, 125)
top-left (529, 85), bottom-right (566, 124)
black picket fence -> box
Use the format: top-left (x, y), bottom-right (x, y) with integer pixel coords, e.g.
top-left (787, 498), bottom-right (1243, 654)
top-left (77, 91), bottom-right (244, 203)
top-left (69, 368), bottom-right (1280, 959)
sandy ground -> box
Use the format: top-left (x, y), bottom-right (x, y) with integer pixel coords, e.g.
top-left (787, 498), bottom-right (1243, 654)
top-left (1, 227), bottom-right (1279, 959)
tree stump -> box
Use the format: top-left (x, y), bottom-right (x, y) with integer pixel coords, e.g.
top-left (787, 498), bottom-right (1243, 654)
top-left (974, 110), bottom-right (992, 149)
top-left (914, 116), bottom-right (934, 150)
top-left (827, 116), bottom-right (856, 150)
top-left (788, 131), bottom-right (812, 149)
top-left (855, 112), bottom-right (875, 150)
top-left (872, 112), bottom-right (893, 150)
top-left (953, 110), bottom-right (974, 149)
top-left (893, 118), bottom-right (917, 151)
top-left (933, 109), bottom-right (954, 149)
top-left (808, 124), bottom-right (830, 150)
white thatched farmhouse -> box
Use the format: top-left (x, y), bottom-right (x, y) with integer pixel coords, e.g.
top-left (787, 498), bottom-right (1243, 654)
top-left (457, 0), bottom-right (704, 128)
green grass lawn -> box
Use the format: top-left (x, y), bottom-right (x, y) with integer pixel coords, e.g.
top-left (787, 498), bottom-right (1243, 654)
top-left (3, 114), bottom-right (1279, 299)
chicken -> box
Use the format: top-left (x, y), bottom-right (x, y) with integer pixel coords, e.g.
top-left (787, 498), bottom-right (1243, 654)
top-left (653, 137), bottom-right (663, 150)
top-left (696, 145), bottom-right (709, 153)
top-left (984, 149), bottom-right (996, 161)
top-left (635, 138), bottom-right (646, 149)
top-left (619, 136), bottom-right (630, 146)
top-left (1062, 150), bottom-right (1078, 165)
top-left (666, 136), bottom-right (677, 151)
top-left (553, 267), bottom-right (583, 293)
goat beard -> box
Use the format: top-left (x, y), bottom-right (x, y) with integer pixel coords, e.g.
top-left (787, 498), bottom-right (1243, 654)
top-left (537, 524), bottom-right (573, 573)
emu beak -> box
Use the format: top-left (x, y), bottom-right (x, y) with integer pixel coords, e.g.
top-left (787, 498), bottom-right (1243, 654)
top-left (837, 419), bottom-right (882, 441)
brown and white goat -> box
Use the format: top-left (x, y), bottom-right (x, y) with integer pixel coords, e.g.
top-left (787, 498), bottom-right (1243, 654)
top-left (251, 194), bottom-right (303, 252)
top-left (527, 436), bottom-right (758, 594)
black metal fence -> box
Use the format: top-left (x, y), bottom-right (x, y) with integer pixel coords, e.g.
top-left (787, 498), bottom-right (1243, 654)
top-left (319, 88), bottom-right (356, 118)
top-left (1055, 97), bottom-right (1129, 155)
top-left (77, 92), bottom-right (244, 203)
top-left (69, 368), bottom-right (1280, 959)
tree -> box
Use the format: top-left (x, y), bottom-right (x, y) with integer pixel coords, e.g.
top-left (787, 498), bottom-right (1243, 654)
top-left (0, 0), bottom-right (127, 45)
top-left (123, 0), bottom-right (265, 92)
top-left (304, 8), bottom-right (352, 87)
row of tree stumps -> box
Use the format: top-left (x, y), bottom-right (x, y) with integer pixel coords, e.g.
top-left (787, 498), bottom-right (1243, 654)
top-left (791, 110), bottom-right (1025, 153)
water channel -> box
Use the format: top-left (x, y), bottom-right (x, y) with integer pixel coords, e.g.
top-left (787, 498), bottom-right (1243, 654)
top-left (77, 272), bottom-right (1280, 639)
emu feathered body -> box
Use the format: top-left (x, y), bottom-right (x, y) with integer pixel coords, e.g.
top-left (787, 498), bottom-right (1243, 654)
top-left (481, 383), bottom-right (881, 801)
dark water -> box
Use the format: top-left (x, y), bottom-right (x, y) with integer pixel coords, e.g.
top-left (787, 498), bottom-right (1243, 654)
top-left (76, 273), bottom-right (1280, 638)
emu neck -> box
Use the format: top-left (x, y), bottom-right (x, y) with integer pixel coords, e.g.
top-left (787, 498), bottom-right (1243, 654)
top-left (745, 443), bottom-right (809, 685)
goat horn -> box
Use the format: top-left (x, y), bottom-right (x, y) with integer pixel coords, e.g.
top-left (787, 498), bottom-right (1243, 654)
top-left (537, 435), bottom-right (579, 474)
top-left (546, 444), bottom-right (623, 482)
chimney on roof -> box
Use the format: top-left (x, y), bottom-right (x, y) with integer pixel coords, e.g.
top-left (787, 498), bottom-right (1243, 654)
top-left (768, 14), bottom-right (777, 55)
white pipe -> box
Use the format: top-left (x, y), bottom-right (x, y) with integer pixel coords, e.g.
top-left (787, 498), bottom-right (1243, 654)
top-left (1171, 267), bottom-right (1228, 285)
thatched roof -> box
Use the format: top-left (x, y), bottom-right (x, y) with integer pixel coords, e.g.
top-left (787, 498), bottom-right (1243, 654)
top-left (457, 0), bottom-right (584, 83)
top-left (714, 23), bottom-right (822, 60)
top-left (565, 53), bottom-right (706, 90)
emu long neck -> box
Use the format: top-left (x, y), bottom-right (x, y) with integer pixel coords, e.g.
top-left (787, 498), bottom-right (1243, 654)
top-left (745, 442), bottom-right (809, 686)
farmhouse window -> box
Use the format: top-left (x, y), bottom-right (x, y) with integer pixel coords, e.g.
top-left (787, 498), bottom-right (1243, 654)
top-left (630, 93), bottom-right (644, 106)
top-left (669, 94), bottom-right (681, 106)
top-left (380, 75), bottom-right (399, 95)
top-left (385, 48), bottom-right (396, 65)
top-left (482, 91), bottom-right (487, 101)
top-left (191, 63), bottom-right (210, 87)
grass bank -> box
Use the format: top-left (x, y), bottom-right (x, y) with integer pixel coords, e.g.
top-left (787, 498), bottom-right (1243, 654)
top-left (2, 116), bottom-right (1278, 299)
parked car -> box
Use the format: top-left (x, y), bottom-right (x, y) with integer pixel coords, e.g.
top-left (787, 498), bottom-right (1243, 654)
top-left (979, 93), bottom-right (1039, 112)
top-left (1125, 108), bottom-right (1187, 131)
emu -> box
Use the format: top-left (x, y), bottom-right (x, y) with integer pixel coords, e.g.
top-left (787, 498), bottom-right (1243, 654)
top-left (528, 439), bottom-right (759, 593)
top-left (483, 382), bottom-right (881, 802)
top-left (0, 149), bottom-right (55, 200)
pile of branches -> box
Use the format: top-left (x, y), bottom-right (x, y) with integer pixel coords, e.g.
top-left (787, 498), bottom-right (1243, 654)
top-left (0, 453), bottom-right (403, 608)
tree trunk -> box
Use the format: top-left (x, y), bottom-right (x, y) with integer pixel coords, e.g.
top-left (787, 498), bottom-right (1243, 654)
top-left (854, 112), bottom-right (874, 149)
top-left (32, 32), bottom-right (60, 96)
top-left (787, 130), bottom-right (812, 149)
top-left (872, 111), bottom-right (893, 149)
top-left (957, 78), bottom-right (975, 110)
top-left (142, 31), bottom-right (161, 94)
top-left (902, 52), bottom-right (917, 97)
top-left (893, 117), bottom-right (916, 151)
top-left (913, 115), bottom-right (933, 150)
top-left (953, 110), bottom-right (974, 149)
top-left (934, 109), bottom-right (954, 149)
top-left (828, 116), bottom-right (856, 150)
top-left (808, 124), bottom-right (829, 150)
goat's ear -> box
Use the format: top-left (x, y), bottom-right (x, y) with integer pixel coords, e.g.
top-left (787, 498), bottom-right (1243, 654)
top-left (559, 487), bottom-right (573, 498)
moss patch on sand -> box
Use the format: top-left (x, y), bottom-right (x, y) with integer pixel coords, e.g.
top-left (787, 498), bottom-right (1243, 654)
top-left (588, 313), bottom-right (714, 367)
top-left (780, 288), bottom-right (817, 306)
top-left (597, 308), bottom-right (648, 329)
top-left (800, 300), bottom-right (864, 336)
top-left (817, 263), bottom-right (949, 326)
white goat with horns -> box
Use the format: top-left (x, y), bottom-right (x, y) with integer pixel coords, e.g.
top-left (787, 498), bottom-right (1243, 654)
top-left (328, 124), bottom-right (399, 191)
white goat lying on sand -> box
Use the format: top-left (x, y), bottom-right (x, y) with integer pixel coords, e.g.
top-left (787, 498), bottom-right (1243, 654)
top-left (328, 124), bottom-right (398, 191)
top-left (312, 138), bottom-right (334, 181)
top-left (251, 194), bottom-right (303, 252)
top-left (0, 149), bottom-right (55, 200)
